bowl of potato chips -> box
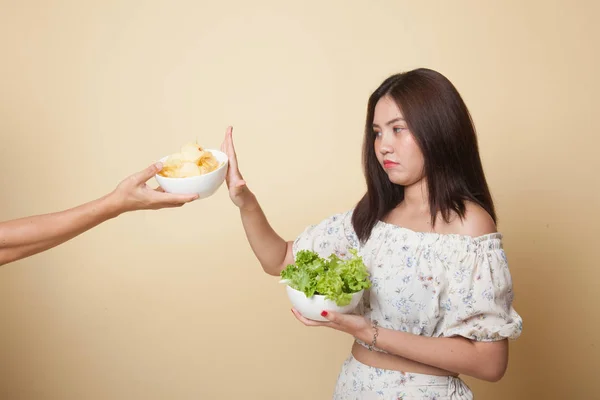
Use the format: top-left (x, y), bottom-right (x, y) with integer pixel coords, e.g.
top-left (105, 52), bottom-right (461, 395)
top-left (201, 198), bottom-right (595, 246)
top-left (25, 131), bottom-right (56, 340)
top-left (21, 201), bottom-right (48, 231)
top-left (155, 141), bottom-right (228, 198)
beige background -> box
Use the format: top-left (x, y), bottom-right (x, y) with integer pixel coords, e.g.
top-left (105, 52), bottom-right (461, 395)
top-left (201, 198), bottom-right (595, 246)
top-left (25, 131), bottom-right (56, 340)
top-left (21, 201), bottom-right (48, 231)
top-left (0, 1), bottom-right (598, 399)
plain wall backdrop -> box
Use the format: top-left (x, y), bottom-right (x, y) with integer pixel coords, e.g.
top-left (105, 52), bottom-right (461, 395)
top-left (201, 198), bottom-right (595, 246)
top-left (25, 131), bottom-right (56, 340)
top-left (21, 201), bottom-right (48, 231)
top-left (1, 1), bottom-right (598, 399)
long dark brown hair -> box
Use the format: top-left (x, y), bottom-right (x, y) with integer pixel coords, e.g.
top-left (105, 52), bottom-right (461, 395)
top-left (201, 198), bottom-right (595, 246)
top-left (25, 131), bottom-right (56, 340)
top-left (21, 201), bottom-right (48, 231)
top-left (352, 68), bottom-right (496, 243)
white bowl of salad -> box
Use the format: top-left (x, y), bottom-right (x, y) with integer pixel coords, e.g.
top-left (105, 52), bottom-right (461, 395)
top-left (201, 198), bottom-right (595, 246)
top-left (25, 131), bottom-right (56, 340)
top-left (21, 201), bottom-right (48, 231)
top-left (280, 249), bottom-right (371, 322)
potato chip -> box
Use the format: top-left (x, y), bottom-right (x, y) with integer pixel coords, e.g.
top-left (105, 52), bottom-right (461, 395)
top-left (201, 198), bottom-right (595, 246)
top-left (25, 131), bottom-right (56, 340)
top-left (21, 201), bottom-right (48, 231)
top-left (158, 164), bottom-right (180, 178)
top-left (158, 141), bottom-right (220, 178)
top-left (180, 142), bottom-right (203, 154)
top-left (164, 152), bottom-right (185, 166)
top-left (178, 162), bottom-right (202, 177)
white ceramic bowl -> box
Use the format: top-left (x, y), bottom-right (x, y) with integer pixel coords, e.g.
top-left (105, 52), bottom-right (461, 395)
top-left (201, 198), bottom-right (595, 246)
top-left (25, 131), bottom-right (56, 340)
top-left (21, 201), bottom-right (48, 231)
top-left (155, 149), bottom-right (228, 198)
top-left (285, 285), bottom-right (364, 322)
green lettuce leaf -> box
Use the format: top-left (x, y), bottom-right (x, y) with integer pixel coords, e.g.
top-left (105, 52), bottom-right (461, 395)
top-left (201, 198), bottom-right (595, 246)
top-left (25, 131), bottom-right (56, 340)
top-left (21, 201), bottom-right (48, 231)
top-left (281, 248), bottom-right (371, 306)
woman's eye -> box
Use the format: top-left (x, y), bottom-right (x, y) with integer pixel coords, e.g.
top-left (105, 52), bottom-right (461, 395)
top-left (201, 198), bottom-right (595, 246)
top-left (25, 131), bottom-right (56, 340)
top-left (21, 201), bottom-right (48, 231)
top-left (393, 127), bottom-right (405, 134)
top-left (374, 131), bottom-right (382, 137)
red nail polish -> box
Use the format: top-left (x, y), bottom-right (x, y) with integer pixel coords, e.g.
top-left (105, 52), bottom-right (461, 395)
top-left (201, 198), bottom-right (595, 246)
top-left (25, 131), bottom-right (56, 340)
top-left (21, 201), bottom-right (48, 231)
top-left (321, 311), bottom-right (328, 317)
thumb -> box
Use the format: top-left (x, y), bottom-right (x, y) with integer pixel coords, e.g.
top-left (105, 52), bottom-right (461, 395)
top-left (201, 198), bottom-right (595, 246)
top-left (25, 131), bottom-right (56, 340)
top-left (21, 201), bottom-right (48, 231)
top-left (132, 162), bottom-right (162, 184)
top-left (320, 310), bottom-right (343, 324)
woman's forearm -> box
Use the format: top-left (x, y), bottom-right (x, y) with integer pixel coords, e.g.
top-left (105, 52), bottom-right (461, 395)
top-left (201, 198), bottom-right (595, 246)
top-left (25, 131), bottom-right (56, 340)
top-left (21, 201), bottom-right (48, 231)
top-left (239, 195), bottom-right (293, 276)
top-left (0, 193), bottom-right (121, 265)
top-left (356, 327), bottom-right (509, 382)
top-left (0, 161), bottom-right (199, 266)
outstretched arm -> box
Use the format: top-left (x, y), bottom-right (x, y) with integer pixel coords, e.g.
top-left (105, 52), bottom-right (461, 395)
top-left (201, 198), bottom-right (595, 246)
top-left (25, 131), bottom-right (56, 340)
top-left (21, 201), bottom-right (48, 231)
top-left (220, 126), bottom-right (293, 276)
top-left (0, 162), bottom-right (198, 266)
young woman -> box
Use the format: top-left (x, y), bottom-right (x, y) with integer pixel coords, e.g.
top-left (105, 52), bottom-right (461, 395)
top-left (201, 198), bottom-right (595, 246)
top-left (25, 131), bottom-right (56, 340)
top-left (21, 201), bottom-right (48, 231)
top-left (221, 68), bottom-right (523, 399)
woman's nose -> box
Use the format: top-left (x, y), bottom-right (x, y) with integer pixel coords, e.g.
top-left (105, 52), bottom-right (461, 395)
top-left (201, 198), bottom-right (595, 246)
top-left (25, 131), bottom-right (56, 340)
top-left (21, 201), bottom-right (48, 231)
top-left (378, 132), bottom-right (394, 154)
top-left (379, 144), bottom-right (392, 154)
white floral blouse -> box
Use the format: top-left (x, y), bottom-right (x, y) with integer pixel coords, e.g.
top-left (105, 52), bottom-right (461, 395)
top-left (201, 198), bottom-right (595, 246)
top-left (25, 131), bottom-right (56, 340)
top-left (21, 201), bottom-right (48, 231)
top-left (292, 209), bottom-right (523, 350)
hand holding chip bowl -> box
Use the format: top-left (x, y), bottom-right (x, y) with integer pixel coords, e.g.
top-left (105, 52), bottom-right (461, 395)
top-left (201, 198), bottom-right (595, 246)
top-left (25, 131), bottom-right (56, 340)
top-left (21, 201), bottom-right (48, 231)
top-left (155, 142), bottom-right (228, 198)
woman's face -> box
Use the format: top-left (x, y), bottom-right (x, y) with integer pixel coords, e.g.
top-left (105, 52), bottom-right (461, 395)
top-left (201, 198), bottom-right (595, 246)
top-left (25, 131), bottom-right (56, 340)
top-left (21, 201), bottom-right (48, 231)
top-left (372, 95), bottom-right (425, 186)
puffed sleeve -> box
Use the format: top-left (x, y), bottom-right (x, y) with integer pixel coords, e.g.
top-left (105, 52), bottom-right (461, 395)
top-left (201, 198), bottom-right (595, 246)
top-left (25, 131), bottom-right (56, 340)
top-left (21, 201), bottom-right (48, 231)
top-left (292, 209), bottom-right (358, 260)
top-left (439, 234), bottom-right (523, 341)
